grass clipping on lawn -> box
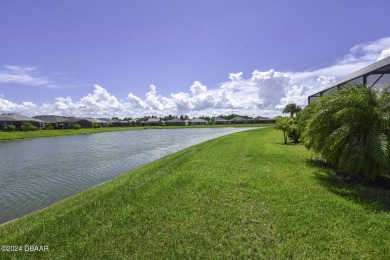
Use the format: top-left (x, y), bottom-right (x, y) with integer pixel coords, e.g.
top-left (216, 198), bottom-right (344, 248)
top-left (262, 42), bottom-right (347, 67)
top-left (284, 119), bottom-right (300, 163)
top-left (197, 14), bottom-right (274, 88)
top-left (0, 128), bottom-right (389, 259)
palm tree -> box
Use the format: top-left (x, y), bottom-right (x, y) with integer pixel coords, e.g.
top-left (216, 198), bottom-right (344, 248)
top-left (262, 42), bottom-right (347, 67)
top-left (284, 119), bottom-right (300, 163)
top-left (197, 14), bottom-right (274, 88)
top-left (300, 83), bottom-right (390, 181)
top-left (283, 103), bottom-right (302, 119)
top-left (275, 116), bottom-right (293, 144)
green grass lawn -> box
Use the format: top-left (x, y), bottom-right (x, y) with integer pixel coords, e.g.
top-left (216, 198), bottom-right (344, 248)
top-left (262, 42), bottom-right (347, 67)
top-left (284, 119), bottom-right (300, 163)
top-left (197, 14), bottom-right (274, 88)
top-left (0, 124), bottom-right (269, 141)
top-left (0, 127), bottom-right (389, 259)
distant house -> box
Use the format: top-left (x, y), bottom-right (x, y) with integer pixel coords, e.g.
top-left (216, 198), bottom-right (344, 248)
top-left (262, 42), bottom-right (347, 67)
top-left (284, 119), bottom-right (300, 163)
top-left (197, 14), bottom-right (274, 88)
top-left (190, 118), bottom-right (207, 125)
top-left (166, 118), bottom-right (185, 126)
top-left (0, 113), bottom-right (45, 130)
top-left (62, 117), bottom-right (107, 128)
top-left (253, 116), bottom-right (276, 124)
top-left (213, 117), bottom-right (228, 125)
top-left (229, 116), bottom-right (245, 124)
top-left (0, 116), bottom-right (19, 130)
top-left (98, 118), bottom-right (130, 127)
top-left (33, 115), bottom-right (69, 129)
top-left (86, 118), bottom-right (108, 127)
top-left (61, 117), bottom-right (78, 128)
top-left (229, 116), bottom-right (253, 124)
top-left (128, 119), bottom-right (137, 126)
top-left (120, 119), bottom-right (131, 127)
top-left (112, 119), bottom-right (131, 127)
top-left (141, 118), bottom-right (162, 126)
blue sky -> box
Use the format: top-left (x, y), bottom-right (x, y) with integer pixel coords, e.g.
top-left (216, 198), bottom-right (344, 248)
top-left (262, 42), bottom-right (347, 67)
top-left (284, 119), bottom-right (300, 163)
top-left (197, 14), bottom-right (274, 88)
top-left (1, 0), bottom-right (390, 118)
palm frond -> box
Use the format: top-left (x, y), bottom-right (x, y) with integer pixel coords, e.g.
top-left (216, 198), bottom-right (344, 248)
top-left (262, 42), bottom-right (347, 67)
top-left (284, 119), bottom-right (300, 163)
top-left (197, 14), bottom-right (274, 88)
top-left (300, 83), bottom-right (390, 181)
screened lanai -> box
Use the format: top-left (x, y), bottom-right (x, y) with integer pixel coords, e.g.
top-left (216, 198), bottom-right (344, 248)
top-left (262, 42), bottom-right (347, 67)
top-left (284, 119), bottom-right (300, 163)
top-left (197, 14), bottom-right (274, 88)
top-left (308, 55), bottom-right (390, 103)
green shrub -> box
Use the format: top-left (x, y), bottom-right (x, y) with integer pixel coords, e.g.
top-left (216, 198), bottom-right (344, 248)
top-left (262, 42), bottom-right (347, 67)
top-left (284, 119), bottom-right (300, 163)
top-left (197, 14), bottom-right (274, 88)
top-left (275, 116), bottom-right (292, 144)
top-left (44, 123), bottom-right (54, 130)
top-left (21, 123), bottom-right (38, 131)
top-left (93, 123), bottom-right (102, 128)
top-left (275, 116), bottom-right (302, 144)
top-left (4, 124), bottom-right (16, 132)
top-left (300, 83), bottom-right (390, 181)
top-left (287, 122), bottom-right (302, 143)
top-left (73, 124), bottom-right (81, 130)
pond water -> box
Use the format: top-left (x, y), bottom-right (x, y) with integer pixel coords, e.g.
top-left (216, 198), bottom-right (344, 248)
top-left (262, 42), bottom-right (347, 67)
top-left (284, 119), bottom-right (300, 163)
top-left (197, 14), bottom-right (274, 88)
top-left (0, 127), bottom-right (258, 224)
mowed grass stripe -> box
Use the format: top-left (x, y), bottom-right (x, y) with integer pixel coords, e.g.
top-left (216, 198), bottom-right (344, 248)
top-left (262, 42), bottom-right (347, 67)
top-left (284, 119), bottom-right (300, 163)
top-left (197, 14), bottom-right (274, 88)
top-left (0, 127), bottom-right (389, 259)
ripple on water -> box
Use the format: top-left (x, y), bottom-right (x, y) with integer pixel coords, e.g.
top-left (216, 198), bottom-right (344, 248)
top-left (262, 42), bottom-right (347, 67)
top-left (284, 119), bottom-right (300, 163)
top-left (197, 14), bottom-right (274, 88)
top-left (0, 127), bottom-right (258, 224)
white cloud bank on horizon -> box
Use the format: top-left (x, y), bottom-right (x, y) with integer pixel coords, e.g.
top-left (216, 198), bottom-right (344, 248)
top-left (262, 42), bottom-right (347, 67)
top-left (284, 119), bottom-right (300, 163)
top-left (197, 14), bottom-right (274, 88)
top-left (1, 37), bottom-right (390, 118)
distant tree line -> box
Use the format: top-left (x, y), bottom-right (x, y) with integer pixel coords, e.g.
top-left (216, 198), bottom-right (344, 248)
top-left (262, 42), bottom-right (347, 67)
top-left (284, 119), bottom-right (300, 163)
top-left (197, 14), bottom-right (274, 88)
top-left (121, 114), bottom-right (265, 126)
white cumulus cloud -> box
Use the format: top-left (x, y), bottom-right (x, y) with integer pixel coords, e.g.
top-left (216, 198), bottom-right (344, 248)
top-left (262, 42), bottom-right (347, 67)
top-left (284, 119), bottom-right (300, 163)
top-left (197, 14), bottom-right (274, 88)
top-left (378, 48), bottom-right (390, 61)
top-left (1, 37), bottom-right (390, 118)
top-left (251, 69), bottom-right (291, 108)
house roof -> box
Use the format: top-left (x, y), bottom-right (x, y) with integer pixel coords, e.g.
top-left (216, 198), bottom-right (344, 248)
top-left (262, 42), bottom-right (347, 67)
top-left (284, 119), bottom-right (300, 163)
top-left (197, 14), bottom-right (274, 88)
top-left (0, 113), bottom-right (45, 123)
top-left (61, 117), bottom-right (106, 124)
top-left (332, 55), bottom-right (390, 88)
top-left (147, 118), bottom-right (161, 122)
top-left (167, 118), bottom-right (184, 122)
top-left (62, 117), bottom-right (79, 123)
top-left (97, 118), bottom-right (126, 124)
top-left (33, 115), bottom-right (68, 123)
top-left (190, 118), bottom-right (207, 122)
top-left (84, 118), bottom-right (106, 124)
top-left (254, 116), bottom-right (273, 120)
top-left (308, 55), bottom-right (390, 103)
top-left (214, 117), bottom-right (227, 121)
top-left (0, 116), bottom-right (18, 122)
top-left (230, 116), bottom-right (246, 121)
top-left (97, 118), bottom-right (110, 122)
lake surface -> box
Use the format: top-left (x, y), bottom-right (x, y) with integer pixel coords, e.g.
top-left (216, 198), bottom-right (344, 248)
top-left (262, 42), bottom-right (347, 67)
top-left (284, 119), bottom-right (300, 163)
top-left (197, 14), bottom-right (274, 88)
top-left (0, 127), bottom-right (258, 224)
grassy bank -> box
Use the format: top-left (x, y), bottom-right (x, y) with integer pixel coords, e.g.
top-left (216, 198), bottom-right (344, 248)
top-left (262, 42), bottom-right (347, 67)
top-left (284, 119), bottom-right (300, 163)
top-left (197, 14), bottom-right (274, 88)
top-left (0, 124), bottom-right (270, 141)
top-left (0, 128), bottom-right (389, 259)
